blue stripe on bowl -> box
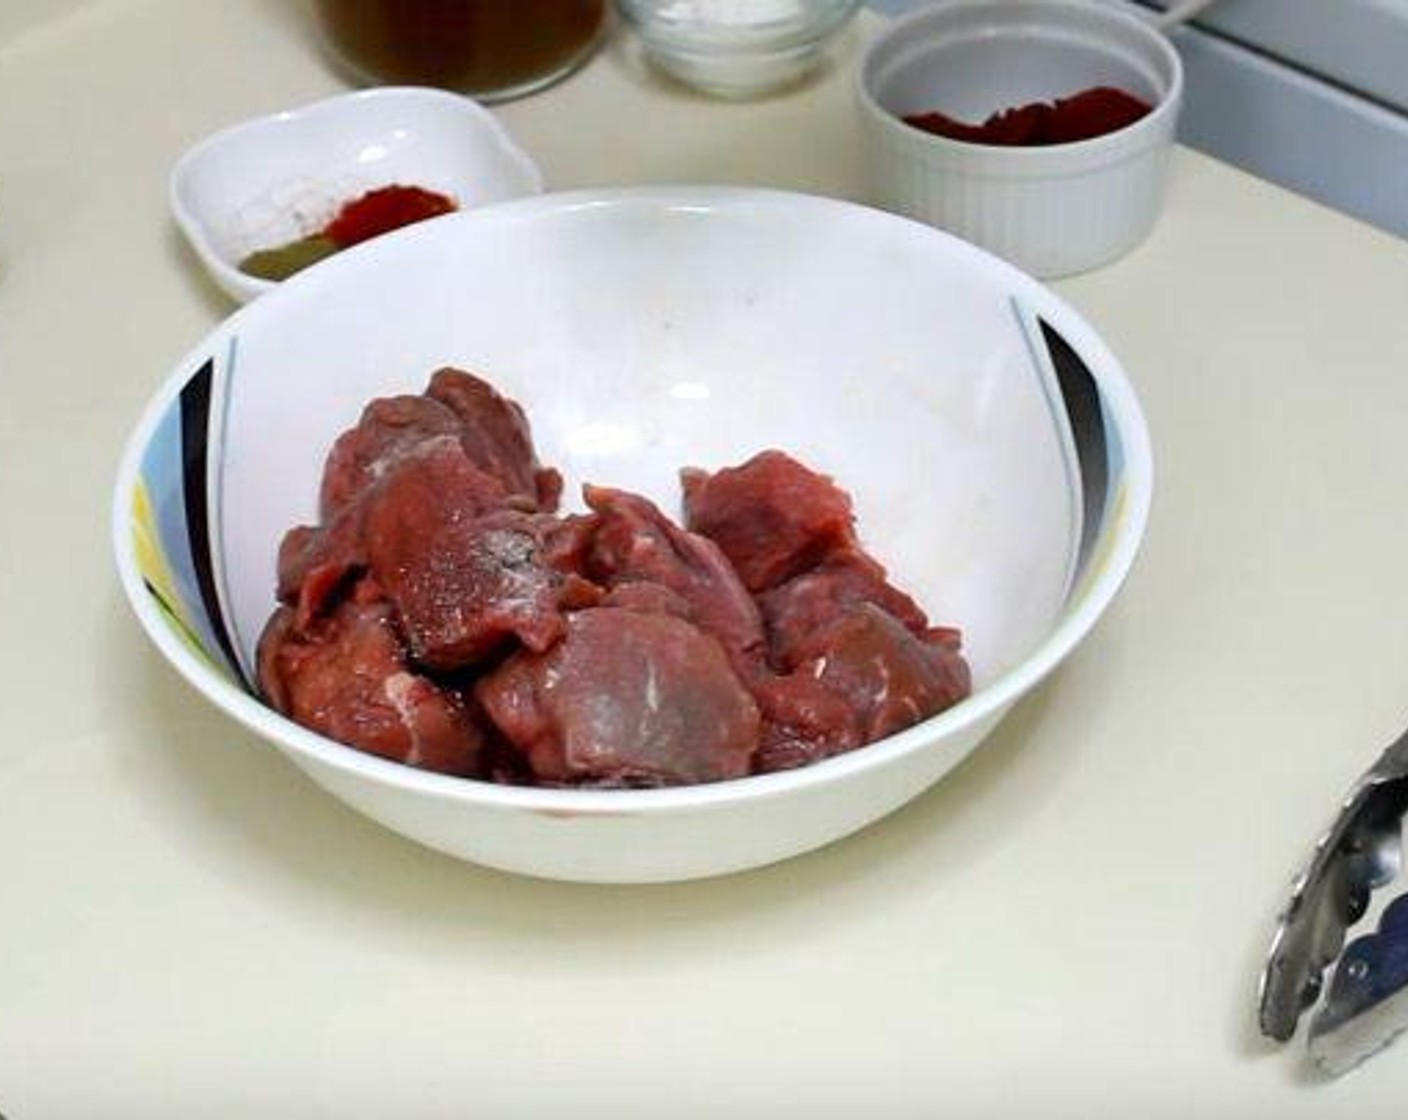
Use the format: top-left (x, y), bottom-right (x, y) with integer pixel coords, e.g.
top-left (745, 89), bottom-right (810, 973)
top-left (138, 351), bottom-right (251, 690)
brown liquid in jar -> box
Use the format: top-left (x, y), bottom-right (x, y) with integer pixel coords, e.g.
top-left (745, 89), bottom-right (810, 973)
top-left (316, 0), bottom-right (608, 101)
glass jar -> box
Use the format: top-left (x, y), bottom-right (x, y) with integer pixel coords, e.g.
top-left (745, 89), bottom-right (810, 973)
top-left (315, 0), bottom-right (609, 103)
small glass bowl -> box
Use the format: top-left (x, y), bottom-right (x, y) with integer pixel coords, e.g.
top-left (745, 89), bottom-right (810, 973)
top-left (616, 0), bottom-right (862, 98)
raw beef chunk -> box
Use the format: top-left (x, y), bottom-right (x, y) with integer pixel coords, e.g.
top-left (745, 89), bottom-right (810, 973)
top-left (319, 367), bottom-right (561, 521)
top-left (598, 580), bottom-right (694, 618)
top-left (362, 443), bottom-right (592, 670)
top-left (476, 606), bottom-right (760, 787)
top-left (681, 450), bottom-right (859, 592)
top-left (750, 672), bottom-right (866, 774)
top-left (278, 437), bottom-right (509, 630)
top-left (582, 484), bottom-right (765, 669)
top-left (259, 368), bottom-right (973, 788)
top-left (796, 603), bottom-right (971, 744)
top-left (681, 451), bottom-right (970, 771)
top-left (319, 394), bottom-right (467, 517)
top-left (749, 605), bottom-right (971, 774)
top-left (257, 588), bottom-right (484, 776)
top-left (425, 367), bottom-right (562, 510)
top-left (275, 511), bottom-right (366, 628)
top-left (757, 549), bottom-right (933, 671)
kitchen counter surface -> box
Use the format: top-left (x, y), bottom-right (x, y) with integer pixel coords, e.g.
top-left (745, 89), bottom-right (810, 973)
top-left (4, 2), bottom-right (1408, 1116)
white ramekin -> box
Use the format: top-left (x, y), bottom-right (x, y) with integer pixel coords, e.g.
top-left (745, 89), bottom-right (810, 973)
top-left (857, 0), bottom-right (1183, 278)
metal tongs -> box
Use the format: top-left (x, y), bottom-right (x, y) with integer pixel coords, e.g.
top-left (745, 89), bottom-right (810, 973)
top-left (1259, 729), bottom-right (1408, 1075)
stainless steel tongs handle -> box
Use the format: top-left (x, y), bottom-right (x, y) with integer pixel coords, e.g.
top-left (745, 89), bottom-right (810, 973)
top-left (1259, 729), bottom-right (1408, 1073)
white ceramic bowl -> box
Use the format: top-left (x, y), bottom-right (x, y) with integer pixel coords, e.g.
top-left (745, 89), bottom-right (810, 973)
top-left (616, 0), bottom-right (862, 97)
top-left (114, 186), bottom-right (1151, 883)
top-left (169, 86), bottom-right (543, 304)
top-left (857, 0), bottom-right (1183, 278)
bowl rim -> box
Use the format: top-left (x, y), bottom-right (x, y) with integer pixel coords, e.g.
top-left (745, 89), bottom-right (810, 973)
top-left (168, 84), bottom-right (544, 304)
top-left (856, 0), bottom-right (1185, 165)
top-left (116, 184), bottom-right (1152, 816)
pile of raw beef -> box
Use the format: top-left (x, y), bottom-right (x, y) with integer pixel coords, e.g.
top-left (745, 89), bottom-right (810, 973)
top-left (258, 368), bottom-right (971, 788)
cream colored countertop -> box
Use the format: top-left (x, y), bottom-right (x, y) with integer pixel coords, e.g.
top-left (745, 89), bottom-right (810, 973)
top-left (5, 2), bottom-right (1408, 1116)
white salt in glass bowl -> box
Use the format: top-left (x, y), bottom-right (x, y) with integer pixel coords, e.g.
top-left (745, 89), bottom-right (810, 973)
top-left (616, 0), bottom-right (862, 97)
top-left (170, 86), bottom-right (543, 304)
top-left (857, 0), bottom-right (1183, 277)
top-left (114, 186), bottom-right (1151, 884)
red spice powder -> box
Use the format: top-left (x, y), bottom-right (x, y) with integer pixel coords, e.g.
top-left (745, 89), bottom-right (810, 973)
top-left (903, 86), bottom-right (1153, 146)
top-left (323, 184), bottom-right (458, 247)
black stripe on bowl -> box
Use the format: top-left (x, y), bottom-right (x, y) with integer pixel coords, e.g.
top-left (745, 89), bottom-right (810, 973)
top-left (178, 358), bottom-right (249, 688)
top-left (1038, 318), bottom-right (1110, 584)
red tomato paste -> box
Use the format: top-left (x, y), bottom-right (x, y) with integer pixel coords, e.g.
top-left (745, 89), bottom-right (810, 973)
top-left (323, 185), bottom-right (457, 247)
top-left (903, 86), bottom-right (1153, 146)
